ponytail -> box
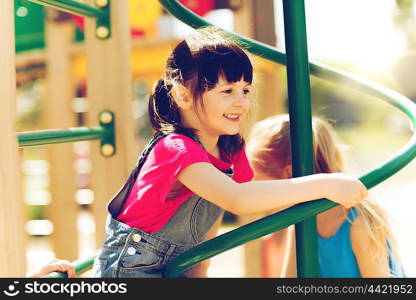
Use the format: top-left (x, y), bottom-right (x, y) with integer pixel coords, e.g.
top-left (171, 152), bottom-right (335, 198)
top-left (148, 79), bottom-right (196, 138)
top-left (148, 79), bottom-right (180, 132)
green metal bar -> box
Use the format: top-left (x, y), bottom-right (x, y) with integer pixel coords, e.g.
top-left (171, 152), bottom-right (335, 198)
top-left (26, 0), bottom-right (107, 19)
top-left (18, 126), bottom-right (106, 147)
top-left (26, 0), bottom-right (111, 40)
top-left (18, 111), bottom-right (116, 158)
top-left (49, 253), bottom-right (97, 278)
top-left (282, 0), bottom-right (319, 278)
top-left (159, 0), bottom-right (287, 62)
top-left (157, 0), bottom-right (416, 278)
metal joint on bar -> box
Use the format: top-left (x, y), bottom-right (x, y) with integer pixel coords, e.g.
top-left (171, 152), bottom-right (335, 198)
top-left (98, 110), bottom-right (116, 157)
top-left (27, 0), bottom-right (111, 40)
top-left (17, 110), bottom-right (116, 157)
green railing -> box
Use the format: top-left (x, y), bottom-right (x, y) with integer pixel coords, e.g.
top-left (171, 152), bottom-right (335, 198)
top-left (282, 0), bottom-right (318, 276)
top-left (50, 253), bottom-right (97, 278)
top-left (159, 0), bottom-right (416, 278)
top-left (26, 0), bottom-right (111, 39)
top-left (18, 111), bottom-right (116, 157)
top-left (46, 0), bottom-right (416, 278)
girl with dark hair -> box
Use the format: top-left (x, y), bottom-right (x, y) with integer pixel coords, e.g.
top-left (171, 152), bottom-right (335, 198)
top-left (92, 27), bottom-right (368, 278)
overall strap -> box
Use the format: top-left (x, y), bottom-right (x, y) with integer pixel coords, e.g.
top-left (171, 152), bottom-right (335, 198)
top-left (175, 129), bottom-right (205, 150)
top-left (107, 131), bottom-right (204, 218)
top-left (107, 131), bottom-right (167, 217)
top-left (135, 131), bottom-right (168, 170)
top-left (135, 131), bottom-right (204, 169)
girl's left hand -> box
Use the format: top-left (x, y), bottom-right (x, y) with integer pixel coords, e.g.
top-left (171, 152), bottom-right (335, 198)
top-left (27, 259), bottom-right (76, 278)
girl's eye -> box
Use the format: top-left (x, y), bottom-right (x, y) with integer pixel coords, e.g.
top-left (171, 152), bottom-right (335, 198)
top-left (222, 89), bottom-right (233, 94)
top-left (243, 89), bottom-right (251, 95)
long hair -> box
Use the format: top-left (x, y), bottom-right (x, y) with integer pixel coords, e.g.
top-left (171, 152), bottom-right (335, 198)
top-left (148, 26), bottom-right (253, 155)
top-left (246, 114), bottom-right (401, 276)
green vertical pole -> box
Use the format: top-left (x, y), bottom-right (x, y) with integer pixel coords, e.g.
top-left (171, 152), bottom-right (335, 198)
top-left (282, 0), bottom-right (319, 277)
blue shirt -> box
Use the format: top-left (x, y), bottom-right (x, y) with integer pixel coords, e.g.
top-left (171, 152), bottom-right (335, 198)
top-left (317, 208), bottom-right (405, 278)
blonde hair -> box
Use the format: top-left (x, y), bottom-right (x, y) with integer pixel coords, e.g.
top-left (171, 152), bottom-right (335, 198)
top-left (247, 114), bottom-right (400, 276)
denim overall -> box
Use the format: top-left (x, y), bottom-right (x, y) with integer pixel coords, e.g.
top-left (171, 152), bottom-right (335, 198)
top-left (92, 132), bottom-right (231, 278)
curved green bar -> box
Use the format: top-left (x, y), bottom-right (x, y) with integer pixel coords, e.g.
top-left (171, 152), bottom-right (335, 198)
top-left (26, 0), bottom-right (107, 19)
top-left (18, 126), bottom-right (106, 147)
top-left (159, 0), bottom-right (416, 277)
top-left (49, 253), bottom-right (97, 278)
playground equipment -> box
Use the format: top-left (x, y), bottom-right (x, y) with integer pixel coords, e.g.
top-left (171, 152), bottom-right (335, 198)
top-left (159, 0), bottom-right (416, 278)
top-left (0, 0), bottom-right (416, 277)
top-left (1, 0), bottom-right (138, 276)
top-left (29, 0), bottom-right (111, 39)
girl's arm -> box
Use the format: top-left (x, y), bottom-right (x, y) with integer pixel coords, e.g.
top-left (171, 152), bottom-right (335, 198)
top-left (178, 162), bottom-right (367, 216)
top-left (351, 214), bottom-right (391, 277)
top-left (279, 225), bottom-right (297, 278)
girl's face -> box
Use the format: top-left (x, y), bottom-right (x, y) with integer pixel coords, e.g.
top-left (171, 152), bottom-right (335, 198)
top-left (197, 76), bottom-right (251, 137)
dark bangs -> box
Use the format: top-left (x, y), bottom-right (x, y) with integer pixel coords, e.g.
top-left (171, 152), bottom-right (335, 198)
top-left (159, 27), bottom-right (253, 156)
top-left (196, 46), bottom-right (253, 92)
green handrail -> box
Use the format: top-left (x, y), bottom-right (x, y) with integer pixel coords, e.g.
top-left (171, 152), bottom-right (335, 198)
top-left (26, 0), bottom-right (111, 39)
top-left (159, 0), bottom-right (416, 277)
top-left (18, 126), bottom-right (105, 147)
top-left (49, 253), bottom-right (97, 278)
top-left (17, 111), bottom-right (116, 157)
top-left (26, 0), bottom-right (107, 19)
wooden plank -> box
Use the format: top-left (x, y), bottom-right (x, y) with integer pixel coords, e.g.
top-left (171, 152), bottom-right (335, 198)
top-left (0, 0), bottom-right (27, 276)
top-left (44, 13), bottom-right (79, 261)
top-left (84, 0), bottom-right (139, 247)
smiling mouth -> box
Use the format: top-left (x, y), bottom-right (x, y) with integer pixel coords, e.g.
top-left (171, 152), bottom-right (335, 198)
top-left (223, 114), bottom-right (240, 122)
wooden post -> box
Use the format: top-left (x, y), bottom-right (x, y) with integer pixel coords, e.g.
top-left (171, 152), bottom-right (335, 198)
top-left (44, 10), bottom-right (79, 261)
top-left (0, 0), bottom-right (27, 276)
top-left (234, 0), bottom-right (286, 121)
top-left (84, 0), bottom-right (139, 248)
top-left (234, 0), bottom-right (286, 277)
top-left (233, 0), bottom-right (254, 37)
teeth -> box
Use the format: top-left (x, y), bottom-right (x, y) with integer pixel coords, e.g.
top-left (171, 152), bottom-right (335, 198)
top-left (224, 114), bottom-right (239, 119)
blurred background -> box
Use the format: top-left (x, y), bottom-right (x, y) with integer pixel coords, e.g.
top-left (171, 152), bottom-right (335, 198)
top-left (13, 0), bottom-right (416, 277)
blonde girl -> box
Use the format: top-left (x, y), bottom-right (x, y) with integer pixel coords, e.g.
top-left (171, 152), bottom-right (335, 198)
top-left (247, 114), bottom-right (405, 277)
top-left (92, 27), bottom-right (367, 278)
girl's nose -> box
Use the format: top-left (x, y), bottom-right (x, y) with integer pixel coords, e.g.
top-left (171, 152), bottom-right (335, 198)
top-left (234, 94), bottom-right (249, 108)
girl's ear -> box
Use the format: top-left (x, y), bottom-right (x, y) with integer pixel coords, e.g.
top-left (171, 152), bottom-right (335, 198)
top-left (171, 85), bottom-right (192, 110)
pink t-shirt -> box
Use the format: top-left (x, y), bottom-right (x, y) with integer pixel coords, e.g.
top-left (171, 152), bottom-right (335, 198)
top-left (116, 134), bottom-right (253, 233)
